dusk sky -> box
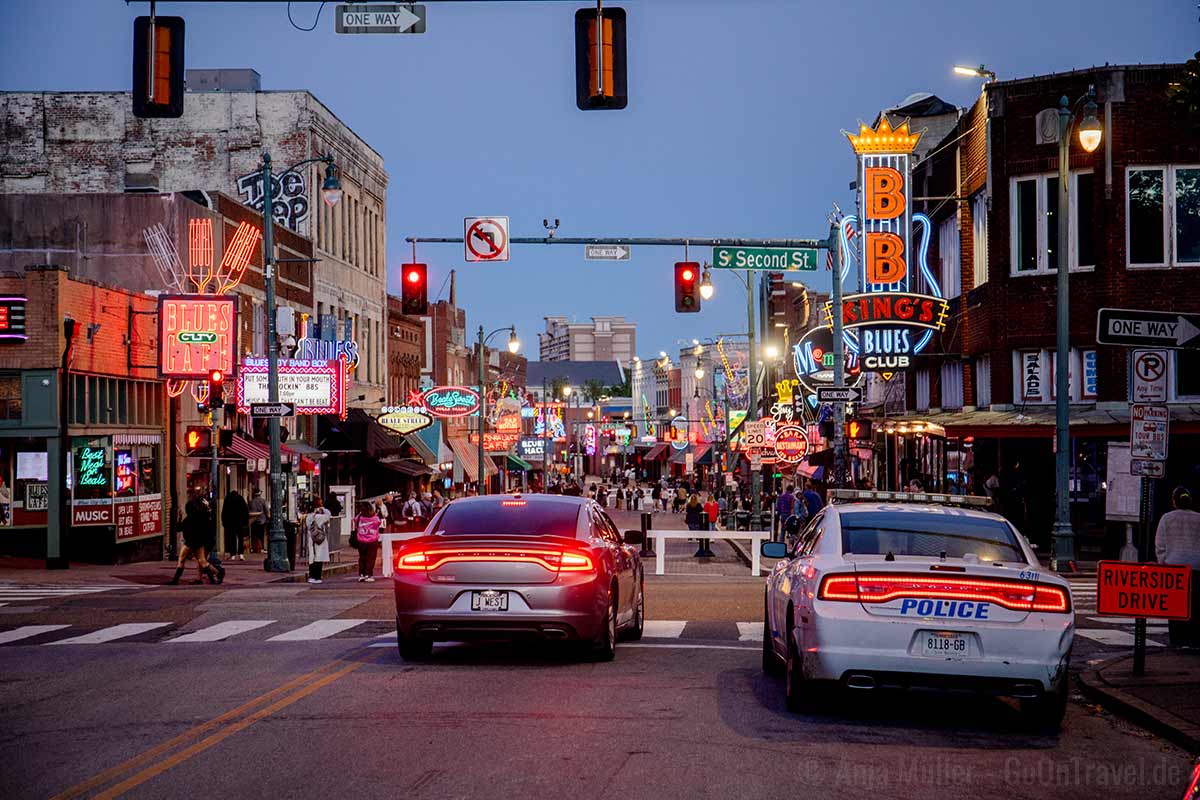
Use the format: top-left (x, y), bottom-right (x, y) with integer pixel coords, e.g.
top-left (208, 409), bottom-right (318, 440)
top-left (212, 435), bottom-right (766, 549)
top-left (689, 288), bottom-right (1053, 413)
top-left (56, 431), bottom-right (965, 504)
top-left (1, 0), bottom-right (1193, 358)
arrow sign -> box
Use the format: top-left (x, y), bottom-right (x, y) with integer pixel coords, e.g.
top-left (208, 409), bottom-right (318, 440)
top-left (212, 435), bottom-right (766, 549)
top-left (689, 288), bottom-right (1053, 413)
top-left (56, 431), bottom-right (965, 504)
top-left (816, 386), bottom-right (863, 404)
top-left (584, 244), bottom-right (631, 261)
top-left (249, 402), bottom-right (295, 418)
top-left (1097, 308), bottom-right (1200, 350)
top-left (335, 4), bottom-right (426, 34)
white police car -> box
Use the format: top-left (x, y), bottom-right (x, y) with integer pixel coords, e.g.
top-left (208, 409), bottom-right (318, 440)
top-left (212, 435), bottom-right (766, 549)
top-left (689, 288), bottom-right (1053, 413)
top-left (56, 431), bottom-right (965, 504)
top-left (761, 490), bottom-right (1073, 729)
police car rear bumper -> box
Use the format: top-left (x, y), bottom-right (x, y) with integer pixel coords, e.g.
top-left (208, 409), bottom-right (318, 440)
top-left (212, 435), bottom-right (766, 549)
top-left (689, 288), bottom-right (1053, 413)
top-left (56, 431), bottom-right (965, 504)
top-left (802, 607), bottom-right (1073, 693)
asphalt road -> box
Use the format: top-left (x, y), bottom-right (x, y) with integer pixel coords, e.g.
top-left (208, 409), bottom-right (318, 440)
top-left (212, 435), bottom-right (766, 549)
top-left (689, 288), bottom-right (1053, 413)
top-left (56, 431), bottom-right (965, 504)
top-left (0, 576), bottom-right (1194, 799)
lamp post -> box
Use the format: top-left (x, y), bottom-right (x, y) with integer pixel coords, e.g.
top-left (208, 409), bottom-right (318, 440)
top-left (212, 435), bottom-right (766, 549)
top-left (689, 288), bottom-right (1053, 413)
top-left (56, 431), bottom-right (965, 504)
top-left (476, 325), bottom-right (519, 496)
top-left (1051, 86), bottom-right (1103, 571)
top-left (261, 150), bottom-right (341, 573)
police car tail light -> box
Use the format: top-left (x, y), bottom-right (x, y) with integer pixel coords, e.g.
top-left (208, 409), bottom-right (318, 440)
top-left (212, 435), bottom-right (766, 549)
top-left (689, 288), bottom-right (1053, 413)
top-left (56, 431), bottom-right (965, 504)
top-left (818, 574), bottom-right (1071, 613)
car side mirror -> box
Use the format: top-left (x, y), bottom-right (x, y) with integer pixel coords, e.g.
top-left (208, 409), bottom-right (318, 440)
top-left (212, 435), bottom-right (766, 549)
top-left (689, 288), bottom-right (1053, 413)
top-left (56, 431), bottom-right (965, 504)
top-left (761, 541), bottom-right (788, 559)
top-left (623, 530), bottom-right (645, 546)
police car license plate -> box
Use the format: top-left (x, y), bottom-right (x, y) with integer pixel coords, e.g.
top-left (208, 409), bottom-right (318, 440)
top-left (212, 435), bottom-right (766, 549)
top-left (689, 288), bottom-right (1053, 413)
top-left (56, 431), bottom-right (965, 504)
top-left (921, 632), bottom-right (969, 659)
top-left (471, 590), bottom-right (508, 611)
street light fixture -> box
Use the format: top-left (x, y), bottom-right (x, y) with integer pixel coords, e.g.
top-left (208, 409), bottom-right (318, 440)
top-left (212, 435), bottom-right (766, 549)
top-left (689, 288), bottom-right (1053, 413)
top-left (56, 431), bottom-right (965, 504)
top-left (694, 366), bottom-right (705, 380)
top-left (764, 344), bottom-right (780, 359)
top-left (476, 324), bottom-right (519, 496)
top-left (953, 64), bottom-right (996, 81)
top-left (507, 329), bottom-right (521, 354)
top-left (320, 162), bottom-right (343, 207)
top-left (699, 267), bottom-right (714, 300)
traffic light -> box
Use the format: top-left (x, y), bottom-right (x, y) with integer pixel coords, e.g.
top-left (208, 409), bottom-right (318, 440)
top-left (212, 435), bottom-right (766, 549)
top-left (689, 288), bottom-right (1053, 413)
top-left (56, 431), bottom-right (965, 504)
top-left (133, 16), bottom-right (185, 119)
top-left (207, 370), bottom-right (224, 410)
top-left (185, 426), bottom-right (210, 454)
top-left (674, 262), bottom-right (702, 313)
top-left (846, 419), bottom-right (873, 440)
top-left (574, 7), bottom-right (627, 110)
top-left (401, 263), bottom-right (428, 315)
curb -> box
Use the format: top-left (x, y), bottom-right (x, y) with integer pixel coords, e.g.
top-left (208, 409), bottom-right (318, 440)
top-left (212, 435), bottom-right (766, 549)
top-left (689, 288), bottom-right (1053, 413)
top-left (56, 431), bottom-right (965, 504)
top-left (275, 560), bottom-right (358, 583)
top-left (1077, 658), bottom-right (1200, 754)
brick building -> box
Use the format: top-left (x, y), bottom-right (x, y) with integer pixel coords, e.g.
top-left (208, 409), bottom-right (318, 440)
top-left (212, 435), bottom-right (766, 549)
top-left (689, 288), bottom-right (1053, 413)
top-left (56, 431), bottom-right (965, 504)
top-left (881, 63), bottom-right (1200, 554)
top-left (0, 73), bottom-right (389, 410)
top-left (386, 296), bottom-right (426, 405)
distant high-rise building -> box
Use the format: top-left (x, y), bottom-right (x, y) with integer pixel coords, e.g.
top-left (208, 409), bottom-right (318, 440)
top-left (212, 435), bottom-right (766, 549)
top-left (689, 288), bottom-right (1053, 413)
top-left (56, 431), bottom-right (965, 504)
top-left (538, 316), bottom-right (636, 363)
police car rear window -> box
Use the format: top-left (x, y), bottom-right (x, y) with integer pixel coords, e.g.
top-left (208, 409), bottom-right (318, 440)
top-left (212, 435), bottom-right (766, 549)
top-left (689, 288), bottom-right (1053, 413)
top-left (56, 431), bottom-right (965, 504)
top-left (841, 512), bottom-right (1024, 562)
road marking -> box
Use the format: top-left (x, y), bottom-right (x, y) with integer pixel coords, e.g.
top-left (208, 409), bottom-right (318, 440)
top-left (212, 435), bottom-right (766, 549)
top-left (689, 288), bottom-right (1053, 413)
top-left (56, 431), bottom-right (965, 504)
top-left (1085, 617), bottom-right (1168, 627)
top-left (736, 622), bottom-right (764, 642)
top-left (48, 657), bottom-right (361, 800)
top-left (45, 623), bottom-right (170, 645)
top-left (622, 643), bottom-right (756, 652)
top-left (642, 620), bottom-right (687, 638)
top-left (267, 619), bottom-right (369, 641)
top-left (1075, 629), bottom-right (1166, 647)
top-left (168, 620), bottom-right (274, 643)
top-left (0, 624), bottom-right (70, 644)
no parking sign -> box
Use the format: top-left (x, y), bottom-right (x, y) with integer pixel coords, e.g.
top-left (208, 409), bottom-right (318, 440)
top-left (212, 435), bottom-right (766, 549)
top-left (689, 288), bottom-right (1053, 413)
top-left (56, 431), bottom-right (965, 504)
top-left (464, 216), bottom-right (510, 262)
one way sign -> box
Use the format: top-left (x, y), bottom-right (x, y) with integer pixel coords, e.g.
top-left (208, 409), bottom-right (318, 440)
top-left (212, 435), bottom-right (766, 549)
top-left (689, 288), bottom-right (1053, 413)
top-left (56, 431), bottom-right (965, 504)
top-left (816, 386), bottom-right (863, 404)
top-left (1096, 308), bottom-right (1200, 350)
top-left (250, 402), bottom-right (295, 418)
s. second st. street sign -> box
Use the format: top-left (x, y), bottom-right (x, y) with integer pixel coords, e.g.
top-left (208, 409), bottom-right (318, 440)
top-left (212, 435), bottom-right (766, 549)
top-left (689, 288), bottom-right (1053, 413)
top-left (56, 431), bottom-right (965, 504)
top-left (713, 246), bottom-right (819, 272)
top-left (1096, 307), bottom-right (1200, 349)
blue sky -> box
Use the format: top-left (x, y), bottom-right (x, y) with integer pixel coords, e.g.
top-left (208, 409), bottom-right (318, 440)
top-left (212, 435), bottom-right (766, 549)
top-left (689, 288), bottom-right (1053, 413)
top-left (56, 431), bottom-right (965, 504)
top-left (1, 0), bottom-right (1193, 358)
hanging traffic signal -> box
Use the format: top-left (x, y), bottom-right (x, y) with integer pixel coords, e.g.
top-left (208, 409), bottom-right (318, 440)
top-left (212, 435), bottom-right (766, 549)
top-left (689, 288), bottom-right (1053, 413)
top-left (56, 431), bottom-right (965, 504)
top-left (574, 7), bottom-right (627, 110)
top-left (132, 16), bottom-right (185, 119)
top-left (185, 426), bottom-right (211, 454)
top-left (674, 262), bottom-right (702, 313)
top-left (207, 369), bottom-right (224, 410)
top-left (846, 419), bottom-right (873, 440)
top-left (401, 263), bottom-right (428, 315)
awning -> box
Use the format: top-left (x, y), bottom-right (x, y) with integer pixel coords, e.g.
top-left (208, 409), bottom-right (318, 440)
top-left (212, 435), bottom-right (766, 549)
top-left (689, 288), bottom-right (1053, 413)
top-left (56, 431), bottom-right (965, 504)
top-left (669, 443), bottom-right (710, 465)
top-left (448, 436), bottom-right (498, 481)
top-left (877, 404), bottom-right (1200, 439)
top-left (505, 454), bottom-right (533, 471)
top-left (228, 435), bottom-right (269, 463)
top-left (380, 458), bottom-right (438, 477)
top-left (404, 432), bottom-right (437, 465)
top-left (286, 440), bottom-right (326, 461)
top-left (645, 443), bottom-right (670, 461)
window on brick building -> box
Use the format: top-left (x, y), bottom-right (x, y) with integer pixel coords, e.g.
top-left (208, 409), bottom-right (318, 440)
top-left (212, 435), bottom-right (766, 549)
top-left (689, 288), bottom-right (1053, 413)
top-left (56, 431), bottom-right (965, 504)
top-left (971, 193), bottom-right (988, 287)
top-left (0, 375), bottom-right (21, 420)
top-left (940, 362), bottom-right (963, 409)
top-left (938, 215), bottom-right (961, 299)
top-left (974, 356), bottom-right (991, 408)
top-left (1010, 172), bottom-right (1095, 275)
top-left (1012, 348), bottom-right (1095, 404)
top-left (1127, 165), bottom-right (1200, 267)
top-left (1172, 350), bottom-right (1200, 400)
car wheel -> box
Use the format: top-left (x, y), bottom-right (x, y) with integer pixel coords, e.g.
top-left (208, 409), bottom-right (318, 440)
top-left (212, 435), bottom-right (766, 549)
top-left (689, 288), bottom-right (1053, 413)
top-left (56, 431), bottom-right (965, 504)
top-left (762, 594), bottom-right (782, 675)
top-left (396, 621), bottom-right (432, 662)
top-left (785, 624), bottom-right (811, 713)
top-left (1021, 677), bottom-right (1068, 733)
top-left (626, 575), bottom-right (645, 641)
top-left (589, 586), bottom-right (617, 662)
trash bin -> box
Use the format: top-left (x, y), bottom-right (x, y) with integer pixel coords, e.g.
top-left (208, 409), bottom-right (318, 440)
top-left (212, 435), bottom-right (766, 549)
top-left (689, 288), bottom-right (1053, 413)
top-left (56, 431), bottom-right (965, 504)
top-left (640, 512), bottom-right (653, 557)
top-left (735, 511), bottom-right (751, 531)
top-left (757, 512), bottom-right (773, 531)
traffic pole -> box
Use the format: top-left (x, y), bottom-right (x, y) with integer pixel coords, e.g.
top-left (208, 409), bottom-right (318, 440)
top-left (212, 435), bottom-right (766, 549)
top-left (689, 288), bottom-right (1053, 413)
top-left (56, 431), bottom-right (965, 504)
top-left (745, 270), bottom-right (761, 526)
top-left (830, 223), bottom-right (846, 490)
top-left (1133, 475), bottom-right (1154, 676)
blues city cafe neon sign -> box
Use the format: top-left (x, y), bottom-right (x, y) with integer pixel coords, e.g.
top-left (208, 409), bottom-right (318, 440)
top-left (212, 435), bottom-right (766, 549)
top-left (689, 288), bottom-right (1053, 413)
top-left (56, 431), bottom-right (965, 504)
top-left (826, 117), bottom-right (948, 373)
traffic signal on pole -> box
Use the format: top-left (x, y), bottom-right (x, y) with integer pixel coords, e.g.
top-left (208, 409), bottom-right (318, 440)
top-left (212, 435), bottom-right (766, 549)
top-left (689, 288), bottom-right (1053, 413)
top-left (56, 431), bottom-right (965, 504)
top-left (846, 418), bottom-right (872, 440)
top-left (185, 426), bottom-right (211, 454)
top-left (674, 262), bottom-right (702, 313)
top-left (207, 370), bottom-right (224, 410)
top-left (574, 7), bottom-right (627, 110)
top-left (132, 16), bottom-right (185, 119)
top-left (401, 263), bottom-right (428, 315)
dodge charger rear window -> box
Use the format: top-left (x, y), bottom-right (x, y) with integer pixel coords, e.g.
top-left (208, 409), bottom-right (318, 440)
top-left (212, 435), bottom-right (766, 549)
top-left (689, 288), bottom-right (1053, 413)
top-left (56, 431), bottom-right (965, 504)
top-left (434, 502), bottom-right (581, 537)
top-left (841, 512), bottom-right (1025, 563)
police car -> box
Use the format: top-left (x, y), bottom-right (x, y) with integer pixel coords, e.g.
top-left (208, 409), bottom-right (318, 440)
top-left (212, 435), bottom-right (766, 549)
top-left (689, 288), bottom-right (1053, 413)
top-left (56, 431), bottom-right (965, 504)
top-left (761, 490), bottom-right (1073, 729)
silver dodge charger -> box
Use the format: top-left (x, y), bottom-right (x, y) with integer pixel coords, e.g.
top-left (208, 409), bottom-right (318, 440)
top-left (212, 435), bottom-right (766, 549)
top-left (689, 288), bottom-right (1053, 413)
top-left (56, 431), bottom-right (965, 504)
top-left (392, 494), bottom-right (645, 661)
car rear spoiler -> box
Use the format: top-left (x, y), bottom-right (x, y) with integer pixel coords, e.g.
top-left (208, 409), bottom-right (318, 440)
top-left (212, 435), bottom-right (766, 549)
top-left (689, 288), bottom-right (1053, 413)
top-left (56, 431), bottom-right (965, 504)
top-left (827, 489), bottom-right (994, 510)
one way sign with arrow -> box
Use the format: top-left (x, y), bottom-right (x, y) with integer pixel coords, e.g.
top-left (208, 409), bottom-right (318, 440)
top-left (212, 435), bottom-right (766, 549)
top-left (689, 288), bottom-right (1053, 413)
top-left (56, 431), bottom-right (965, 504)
top-left (1096, 308), bottom-right (1200, 350)
top-left (816, 386), bottom-right (863, 404)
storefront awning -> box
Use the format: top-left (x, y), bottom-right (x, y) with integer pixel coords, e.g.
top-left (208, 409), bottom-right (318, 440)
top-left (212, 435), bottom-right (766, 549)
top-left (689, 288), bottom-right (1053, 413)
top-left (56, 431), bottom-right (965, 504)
top-left (878, 404), bottom-right (1200, 439)
top-left (505, 454), bottom-right (533, 471)
top-left (380, 458), bottom-right (438, 477)
top-left (404, 432), bottom-right (438, 465)
top-left (228, 435), bottom-right (269, 463)
top-left (447, 436), bottom-right (498, 481)
top-left (669, 443), bottom-right (710, 465)
top-left (645, 443), bottom-right (670, 461)
top-left (286, 440), bottom-right (326, 461)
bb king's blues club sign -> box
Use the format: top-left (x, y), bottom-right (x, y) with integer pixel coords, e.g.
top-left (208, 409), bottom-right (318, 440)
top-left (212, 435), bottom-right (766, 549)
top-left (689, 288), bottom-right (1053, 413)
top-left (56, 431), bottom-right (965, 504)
top-left (823, 117), bottom-right (949, 375)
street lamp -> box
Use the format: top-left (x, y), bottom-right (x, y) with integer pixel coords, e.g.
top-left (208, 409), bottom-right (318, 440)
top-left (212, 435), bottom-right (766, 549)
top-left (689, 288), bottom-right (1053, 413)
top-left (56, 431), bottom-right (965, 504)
top-left (260, 150), bottom-right (340, 573)
top-left (476, 324), bottom-right (518, 497)
top-left (699, 267), bottom-right (714, 300)
top-left (764, 344), bottom-right (780, 359)
top-left (953, 64), bottom-right (996, 81)
top-left (694, 366), bottom-right (705, 381)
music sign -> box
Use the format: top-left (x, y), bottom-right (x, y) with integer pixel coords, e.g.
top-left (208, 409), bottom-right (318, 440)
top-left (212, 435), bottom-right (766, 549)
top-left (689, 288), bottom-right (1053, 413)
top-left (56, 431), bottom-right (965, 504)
top-left (158, 294), bottom-right (239, 379)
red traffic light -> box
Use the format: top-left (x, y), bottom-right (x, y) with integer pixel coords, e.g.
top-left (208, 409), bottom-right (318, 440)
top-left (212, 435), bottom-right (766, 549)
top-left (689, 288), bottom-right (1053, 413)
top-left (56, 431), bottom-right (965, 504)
top-left (674, 262), bottom-right (702, 313)
top-left (681, 267), bottom-right (695, 282)
top-left (401, 263), bottom-right (428, 315)
top-left (209, 370), bottom-right (223, 383)
top-left (407, 269), bottom-right (420, 283)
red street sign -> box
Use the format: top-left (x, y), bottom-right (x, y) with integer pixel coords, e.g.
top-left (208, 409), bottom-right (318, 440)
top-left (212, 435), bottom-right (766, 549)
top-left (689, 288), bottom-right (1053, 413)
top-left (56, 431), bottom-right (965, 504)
top-left (1096, 561), bottom-right (1192, 620)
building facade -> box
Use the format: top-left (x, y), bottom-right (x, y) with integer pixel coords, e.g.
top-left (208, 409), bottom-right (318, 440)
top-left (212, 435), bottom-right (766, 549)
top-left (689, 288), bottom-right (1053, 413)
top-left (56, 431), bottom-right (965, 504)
top-left (538, 316), bottom-right (636, 363)
top-left (386, 296), bottom-right (426, 405)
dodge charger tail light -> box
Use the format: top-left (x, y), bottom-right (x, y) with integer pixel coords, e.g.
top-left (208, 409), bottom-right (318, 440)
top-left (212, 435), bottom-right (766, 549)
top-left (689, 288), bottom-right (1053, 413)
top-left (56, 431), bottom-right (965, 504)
top-left (818, 573), bottom-right (1070, 613)
top-left (395, 547), bottom-right (595, 574)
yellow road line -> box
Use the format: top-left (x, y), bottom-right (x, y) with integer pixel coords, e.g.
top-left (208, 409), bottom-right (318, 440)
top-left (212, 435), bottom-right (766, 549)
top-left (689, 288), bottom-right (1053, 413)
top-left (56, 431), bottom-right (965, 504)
top-left (48, 656), bottom-right (364, 800)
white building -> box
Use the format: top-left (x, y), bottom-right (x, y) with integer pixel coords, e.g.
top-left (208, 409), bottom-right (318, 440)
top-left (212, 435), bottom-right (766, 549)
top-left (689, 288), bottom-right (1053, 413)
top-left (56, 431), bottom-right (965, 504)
top-left (538, 316), bottom-right (637, 363)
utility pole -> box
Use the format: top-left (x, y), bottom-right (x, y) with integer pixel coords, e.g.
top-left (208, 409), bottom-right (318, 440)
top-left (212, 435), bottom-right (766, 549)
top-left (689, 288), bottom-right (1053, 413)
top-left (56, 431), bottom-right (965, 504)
top-left (745, 270), bottom-right (761, 522)
top-left (830, 222), bottom-right (846, 489)
top-left (210, 407), bottom-right (220, 553)
top-left (261, 152), bottom-right (287, 572)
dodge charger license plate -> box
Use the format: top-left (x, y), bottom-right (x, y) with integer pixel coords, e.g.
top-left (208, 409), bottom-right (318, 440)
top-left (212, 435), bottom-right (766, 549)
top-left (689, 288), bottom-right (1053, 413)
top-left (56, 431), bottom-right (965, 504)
top-left (471, 590), bottom-right (508, 611)
top-left (921, 632), bottom-right (969, 659)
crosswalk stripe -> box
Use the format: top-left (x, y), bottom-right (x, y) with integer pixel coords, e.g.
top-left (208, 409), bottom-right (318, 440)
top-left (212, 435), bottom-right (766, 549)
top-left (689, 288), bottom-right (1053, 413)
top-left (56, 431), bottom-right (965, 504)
top-left (46, 623), bottom-right (171, 645)
top-left (1085, 617), bottom-right (1169, 627)
top-left (1075, 629), bottom-right (1166, 647)
top-left (169, 620), bottom-right (275, 643)
top-left (643, 620), bottom-right (687, 638)
top-left (0, 625), bottom-right (71, 644)
top-left (267, 619), bottom-right (369, 641)
top-left (736, 622), bottom-right (764, 642)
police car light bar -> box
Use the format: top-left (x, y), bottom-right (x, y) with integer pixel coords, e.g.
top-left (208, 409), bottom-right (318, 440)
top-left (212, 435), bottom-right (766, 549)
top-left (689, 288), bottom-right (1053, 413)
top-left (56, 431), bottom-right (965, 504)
top-left (827, 489), bottom-right (993, 509)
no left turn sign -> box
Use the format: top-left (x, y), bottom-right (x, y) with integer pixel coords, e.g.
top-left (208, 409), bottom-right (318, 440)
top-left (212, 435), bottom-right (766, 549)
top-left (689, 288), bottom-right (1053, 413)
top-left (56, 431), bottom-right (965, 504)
top-left (464, 216), bottom-right (509, 262)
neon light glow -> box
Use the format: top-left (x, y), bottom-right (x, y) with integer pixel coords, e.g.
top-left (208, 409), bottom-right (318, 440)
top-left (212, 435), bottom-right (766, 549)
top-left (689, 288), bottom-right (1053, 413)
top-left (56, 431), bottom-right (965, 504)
top-left (396, 547), bottom-right (595, 573)
top-left (818, 574), bottom-right (1070, 613)
top-left (157, 294), bottom-right (239, 379)
top-left (215, 221), bottom-right (261, 294)
top-left (188, 218), bottom-right (214, 292)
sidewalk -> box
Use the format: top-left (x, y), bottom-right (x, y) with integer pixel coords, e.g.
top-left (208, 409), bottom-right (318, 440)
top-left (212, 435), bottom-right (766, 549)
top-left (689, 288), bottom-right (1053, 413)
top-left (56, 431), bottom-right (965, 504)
top-left (1078, 649), bottom-right (1200, 754)
top-left (607, 508), bottom-right (760, 577)
top-left (0, 547), bottom-right (358, 587)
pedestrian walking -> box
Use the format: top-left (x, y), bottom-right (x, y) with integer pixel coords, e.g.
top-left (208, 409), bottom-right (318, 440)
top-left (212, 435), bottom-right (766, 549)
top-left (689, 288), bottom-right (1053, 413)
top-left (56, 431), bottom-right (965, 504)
top-left (305, 497), bottom-right (332, 584)
top-left (221, 488), bottom-right (249, 561)
top-left (802, 479), bottom-right (824, 519)
top-left (247, 488), bottom-right (269, 554)
top-left (650, 484), bottom-right (661, 512)
top-left (686, 494), bottom-right (712, 557)
top-left (402, 492), bottom-right (424, 527)
top-left (168, 489), bottom-right (223, 585)
top-left (776, 485), bottom-right (799, 536)
top-left (352, 500), bottom-right (382, 582)
top-left (431, 488), bottom-right (447, 512)
top-left (376, 496), bottom-right (390, 532)
top-left (704, 493), bottom-right (720, 532)
top-left (1155, 487), bottom-right (1200, 648)
top-left (597, 485), bottom-right (609, 508)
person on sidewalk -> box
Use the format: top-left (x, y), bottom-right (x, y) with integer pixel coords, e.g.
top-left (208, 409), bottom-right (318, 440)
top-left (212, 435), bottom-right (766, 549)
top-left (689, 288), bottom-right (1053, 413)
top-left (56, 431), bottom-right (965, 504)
top-left (1155, 486), bottom-right (1200, 648)
top-left (305, 497), bottom-right (332, 584)
top-left (686, 493), bottom-right (712, 557)
top-left (168, 489), bottom-right (222, 585)
top-left (402, 492), bottom-right (424, 527)
top-left (375, 496), bottom-right (390, 532)
top-left (247, 488), bottom-right (269, 554)
top-left (221, 489), bottom-right (249, 561)
top-left (802, 480), bottom-right (824, 519)
top-left (352, 500), bottom-right (382, 582)
top-left (703, 493), bottom-right (720, 533)
top-left (775, 485), bottom-right (799, 536)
